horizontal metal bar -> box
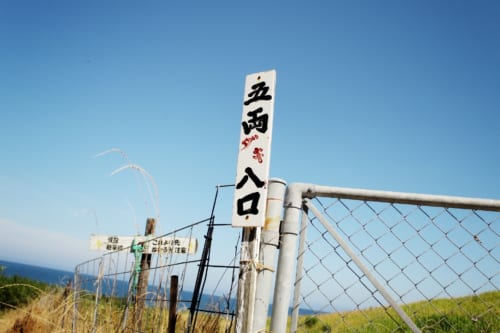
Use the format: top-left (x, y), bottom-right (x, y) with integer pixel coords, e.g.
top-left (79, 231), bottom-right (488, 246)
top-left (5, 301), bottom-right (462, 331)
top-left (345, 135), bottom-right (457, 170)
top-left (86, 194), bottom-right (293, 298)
top-left (290, 183), bottom-right (500, 212)
top-left (216, 184), bottom-right (235, 188)
top-left (195, 308), bottom-right (236, 316)
top-left (206, 264), bottom-right (239, 269)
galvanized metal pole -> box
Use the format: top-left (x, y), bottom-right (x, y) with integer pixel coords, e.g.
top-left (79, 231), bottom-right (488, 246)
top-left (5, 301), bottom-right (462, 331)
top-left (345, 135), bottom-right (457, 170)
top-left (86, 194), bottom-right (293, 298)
top-left (290, 206), bottom-right (309, 332)
top-left (91, 258), bottom-right (104, 333)
top-left (296, 183), bottom-right (500, 211)
top-left (253, 178), bottom-right (287, 332)
top-left (270, 183), bottom-right (304, 333)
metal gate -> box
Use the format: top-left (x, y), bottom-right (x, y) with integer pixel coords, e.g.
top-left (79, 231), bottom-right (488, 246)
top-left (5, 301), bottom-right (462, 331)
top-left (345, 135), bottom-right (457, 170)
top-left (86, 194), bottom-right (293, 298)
top-left (271, 183), bottom-right (500, 332)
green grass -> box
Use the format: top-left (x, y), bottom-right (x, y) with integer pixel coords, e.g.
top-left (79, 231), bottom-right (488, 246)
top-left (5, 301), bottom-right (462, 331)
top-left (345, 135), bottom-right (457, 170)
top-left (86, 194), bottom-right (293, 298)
top-left (1, 265), bottom-right (497, 333)
top-left (295, 291), bottom-right (499, 332)
top-left (0, 267), bottom-right (52, 312)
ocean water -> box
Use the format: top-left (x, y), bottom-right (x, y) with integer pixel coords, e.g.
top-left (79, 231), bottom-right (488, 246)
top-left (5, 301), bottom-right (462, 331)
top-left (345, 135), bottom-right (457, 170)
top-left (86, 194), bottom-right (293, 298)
top-left (0, 259), bottom-right (131, 298)
top-left (0, 259), bottom-right (313, 316)
top-left (0, 259), bottom-right (235, 314)
top-left (0, 259), bottom-right (223, 306)
top-left (0, 259), bottom-right (74, 286)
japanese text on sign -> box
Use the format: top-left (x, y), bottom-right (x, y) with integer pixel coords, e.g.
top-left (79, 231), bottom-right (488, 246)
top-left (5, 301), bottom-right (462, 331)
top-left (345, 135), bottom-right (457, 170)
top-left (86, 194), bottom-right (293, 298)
top-left (89, 234), bottom-right (198, 254)
top-left (232, 70), bottom-right (276, 227)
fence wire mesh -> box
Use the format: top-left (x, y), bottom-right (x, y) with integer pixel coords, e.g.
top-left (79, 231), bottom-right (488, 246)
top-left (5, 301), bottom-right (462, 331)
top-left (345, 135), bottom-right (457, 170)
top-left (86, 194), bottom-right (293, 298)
top-left (73, 219), bottom-right (241, 333)
top-left (292, 195), bottom-right (499, 332)
top-left (72, 186), bottom-right (241, 333)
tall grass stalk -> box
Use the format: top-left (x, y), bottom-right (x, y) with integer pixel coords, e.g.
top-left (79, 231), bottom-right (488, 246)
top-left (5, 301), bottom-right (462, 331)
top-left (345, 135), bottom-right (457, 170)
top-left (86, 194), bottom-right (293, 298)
top-left (95, 148), bottom-right (161, 233)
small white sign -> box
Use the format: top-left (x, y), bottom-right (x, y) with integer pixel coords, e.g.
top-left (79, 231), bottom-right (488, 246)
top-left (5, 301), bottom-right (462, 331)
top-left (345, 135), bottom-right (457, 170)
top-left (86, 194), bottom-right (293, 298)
top-left (232, 70), bottom-right (276, 227)
top-left (89, 234), bottom-right (198, 254)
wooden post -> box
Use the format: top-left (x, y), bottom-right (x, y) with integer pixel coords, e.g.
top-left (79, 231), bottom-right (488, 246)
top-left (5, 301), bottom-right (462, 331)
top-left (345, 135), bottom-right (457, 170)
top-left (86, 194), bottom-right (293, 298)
top-left (235, 227), bottom-right (261, 333)
top-left (134, 218), bottom-right (156, 331)
top-left (167, 275), bottom-right (179, 333)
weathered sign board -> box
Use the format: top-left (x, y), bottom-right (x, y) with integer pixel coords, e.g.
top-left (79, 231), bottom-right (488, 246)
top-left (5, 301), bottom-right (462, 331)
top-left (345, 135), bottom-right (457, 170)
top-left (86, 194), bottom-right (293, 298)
top-left (232, 70), bottom-right (276, 227)
top-left (89, 234), bottom-right (198, 254)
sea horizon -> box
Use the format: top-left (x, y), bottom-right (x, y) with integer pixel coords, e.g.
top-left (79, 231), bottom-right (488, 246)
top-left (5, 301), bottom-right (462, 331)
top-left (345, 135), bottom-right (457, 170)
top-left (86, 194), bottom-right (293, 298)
top-left (0, 259), bottom-right (74, 287)
top-left (0, 258), bottom-right (316, 316)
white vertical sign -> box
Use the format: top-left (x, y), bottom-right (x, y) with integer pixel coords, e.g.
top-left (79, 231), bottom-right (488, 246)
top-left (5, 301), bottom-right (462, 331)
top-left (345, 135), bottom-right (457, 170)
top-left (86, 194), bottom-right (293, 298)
top-left (232, 70), bottom-right (276, 227)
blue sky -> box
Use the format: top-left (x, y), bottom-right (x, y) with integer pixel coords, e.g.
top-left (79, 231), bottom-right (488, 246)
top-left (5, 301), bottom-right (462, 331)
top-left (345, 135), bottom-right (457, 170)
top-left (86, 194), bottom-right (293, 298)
top-left (0, 1), bottom-right (499, 270)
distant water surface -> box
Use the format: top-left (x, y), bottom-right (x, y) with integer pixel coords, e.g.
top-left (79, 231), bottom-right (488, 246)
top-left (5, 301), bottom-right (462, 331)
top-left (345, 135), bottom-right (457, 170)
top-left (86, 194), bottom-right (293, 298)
top-left (0, 259), bottom-right (73, 286)
top-left (0, 259), bottom-right (314, 316)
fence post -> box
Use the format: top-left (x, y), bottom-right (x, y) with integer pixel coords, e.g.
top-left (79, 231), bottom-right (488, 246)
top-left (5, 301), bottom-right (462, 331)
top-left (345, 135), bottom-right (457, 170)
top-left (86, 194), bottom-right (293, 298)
top-left (235, 226), bottom-right (261, 333)
top-left (134, 217), bottom-right (156, 331)
top-left (270, 183), bottom-right (305, 333)
top-left (72, 266), bottom-right (80, 333)
top-left (91, 258), bottom-right (104, 333)
top-left (253, 178), bottom-right (286, 332)
top-left (290, 205), bottom-right (309, 332)
top-left (187, 214), bottom-right (216, 333)
top-left (168, 275), bottom-right (178, 333)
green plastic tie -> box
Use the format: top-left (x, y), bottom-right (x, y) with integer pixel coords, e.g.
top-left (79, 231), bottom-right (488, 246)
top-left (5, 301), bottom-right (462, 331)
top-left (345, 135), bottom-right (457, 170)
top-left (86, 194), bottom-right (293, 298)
top-left (131, 237), bottom-right (143, 291)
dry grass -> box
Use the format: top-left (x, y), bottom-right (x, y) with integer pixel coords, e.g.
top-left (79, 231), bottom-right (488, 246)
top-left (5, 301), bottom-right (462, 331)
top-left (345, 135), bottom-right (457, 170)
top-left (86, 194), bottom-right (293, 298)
top-left (0, 287), bottom-right (73, 333)
top-left (0, 287), bottom-right (234, 333)
top-left (3, 288), bottom-right (498, 332)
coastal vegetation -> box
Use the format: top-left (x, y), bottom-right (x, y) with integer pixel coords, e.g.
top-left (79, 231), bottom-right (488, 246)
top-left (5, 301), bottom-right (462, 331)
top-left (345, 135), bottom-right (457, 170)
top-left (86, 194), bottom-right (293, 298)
top-left (296, 291), bottom-right (499, 332)
top-left (0, 265), bottom-right (498, 332)
top-left (0, 265), bottom-right (52, 313)
top-left (0, 266), bottom-right (63, 332)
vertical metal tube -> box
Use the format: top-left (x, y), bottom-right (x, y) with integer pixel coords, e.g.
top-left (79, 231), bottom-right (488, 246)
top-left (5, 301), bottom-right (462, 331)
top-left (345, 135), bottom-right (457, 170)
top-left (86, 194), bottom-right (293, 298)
top-left (290, 206), bottom-right (309, 332)
top-left (270, 183), bottom-right (305, 333)
top-left (92, 258), bottom-right (103, 333)
top-left (187, 216), bottom-right (215, 333)
top-left (253, 178), bottom-right (287, 332)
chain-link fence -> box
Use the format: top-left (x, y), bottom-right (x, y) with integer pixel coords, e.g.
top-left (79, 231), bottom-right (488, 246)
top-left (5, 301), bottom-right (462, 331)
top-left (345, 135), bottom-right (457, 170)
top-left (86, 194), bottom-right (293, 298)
top-left (69, 182), bottom-right (499, 333)
top-left (272, 184), bottom-right (500, 333)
